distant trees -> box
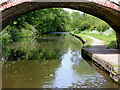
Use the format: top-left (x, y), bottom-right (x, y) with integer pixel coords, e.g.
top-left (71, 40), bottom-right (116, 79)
top-left (16, 8), bottom-right (70, 34)
top-left (0, 8), bottom-right (111, 45)
top-left (0, 8), bottom-right (71, 45)
top-left (69, 12), bottom-right (110, 34)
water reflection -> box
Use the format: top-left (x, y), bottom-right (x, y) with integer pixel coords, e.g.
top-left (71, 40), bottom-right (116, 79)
top-left (3, 60), bottom-right (60, 88)
top-left (2, 33), bottom-right (118, 88)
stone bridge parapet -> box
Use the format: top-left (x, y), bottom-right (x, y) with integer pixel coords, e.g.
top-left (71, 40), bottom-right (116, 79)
top-left (0, 0), bottom-right (120, 12)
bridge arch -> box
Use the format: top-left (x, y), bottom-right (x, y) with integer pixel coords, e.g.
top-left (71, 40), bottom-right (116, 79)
top-left (1, 1), bottom-right (120, 48)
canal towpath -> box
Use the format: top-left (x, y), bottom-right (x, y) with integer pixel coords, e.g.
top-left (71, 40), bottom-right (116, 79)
top-left (74, 34), bottom-right (120, 84)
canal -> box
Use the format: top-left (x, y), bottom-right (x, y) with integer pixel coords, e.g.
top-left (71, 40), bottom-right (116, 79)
top-left (2, 33), bottom-right (118, 88)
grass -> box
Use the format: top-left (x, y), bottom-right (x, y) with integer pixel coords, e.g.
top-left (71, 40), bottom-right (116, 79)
top-left (75, 34), bottom-right (93, 48)
top-left (111, 65), bottom-right (120, 76)
top-left (80, 32), bottom-right (117, 49)
top-left (71, 29), bottom-right (117, 49)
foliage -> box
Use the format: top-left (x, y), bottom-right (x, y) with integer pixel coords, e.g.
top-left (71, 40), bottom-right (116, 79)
top-left (1, 8), bottom-right (116, 49)
top-left (70, 13), bottom-right (115, 49)
top-left (20, 8), bottom-right (70, 34)
top-left (1, 8), bottom-right (71, 45)
top-left (80, 28), bottom-right (116, 48)
top-left (0, 26), bottom-right (13, 45)
top-left (70, 12), bottom-right (110, 33)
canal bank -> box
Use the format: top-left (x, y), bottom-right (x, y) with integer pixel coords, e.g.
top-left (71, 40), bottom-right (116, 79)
top-left (70, 33), bottom-right (120, 84)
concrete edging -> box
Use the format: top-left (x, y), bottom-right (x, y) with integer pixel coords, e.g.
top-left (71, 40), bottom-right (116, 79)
top-left (70, 33), bottom-right (120, 84)
top-left (82, 48), bottom-right (120, 84)
top-left (69, 33), bottom-right (86, 44)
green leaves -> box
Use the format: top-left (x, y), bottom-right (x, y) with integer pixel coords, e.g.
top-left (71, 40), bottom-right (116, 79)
top-left (1, 8), bottom-right (72, 46)
top-left (1, 8), bottom-right (111, 47)
top-left (23, 8), bottom-right (71, 34)
top-left (70, 12), bottom-right (110, 33)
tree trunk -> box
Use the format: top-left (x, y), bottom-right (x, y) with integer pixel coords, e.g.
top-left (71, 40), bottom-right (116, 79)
top-left (116, 33), bottom-right (120, 49)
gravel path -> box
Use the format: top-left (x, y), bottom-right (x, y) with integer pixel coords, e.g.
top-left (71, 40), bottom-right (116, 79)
top-left (82, 35), bottom-right (120, 83)
top-left (83, 35), bottom-right (120, 66)
top-left (83, 35), bottom-right (108, 49)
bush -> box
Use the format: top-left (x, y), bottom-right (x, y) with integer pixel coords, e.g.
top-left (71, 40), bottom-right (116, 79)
top-left (72, 29), bottom-right (80, 34)
top-left (102, 28), bottom-right (115, 36)
top-left (0, 29), bottom-right (12, 45)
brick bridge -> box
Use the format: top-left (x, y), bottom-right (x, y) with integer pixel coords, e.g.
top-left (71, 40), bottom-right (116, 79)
top-left (0, 0), bottom-right (120, 48)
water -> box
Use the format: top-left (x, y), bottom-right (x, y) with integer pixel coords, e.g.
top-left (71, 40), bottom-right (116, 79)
top-left (2, 33), bottom-right (118, 88)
